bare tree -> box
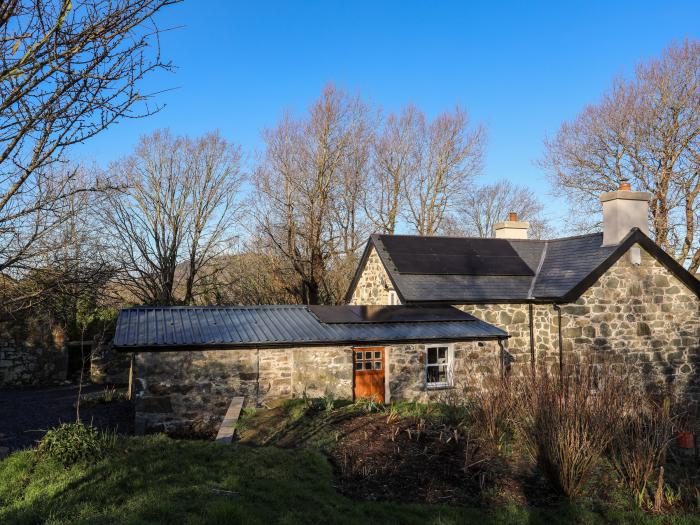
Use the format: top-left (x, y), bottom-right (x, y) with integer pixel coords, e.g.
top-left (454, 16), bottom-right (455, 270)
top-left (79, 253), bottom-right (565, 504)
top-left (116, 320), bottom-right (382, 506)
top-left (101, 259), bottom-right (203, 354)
top-left (103, 130), bottom-right (244, 305)
top-left (0, 0), bottom-right (177, 276)
top-left (366, 106), bottom-right (419, 234)
top-left (0, 165), bottom-right (117, 313)
top-left (452, 179), bottom-right (550, 239)
top-left (541, 40), bottom-right (700, 270)
top-left (404, 106), bottom-right (486, 235)
top-left (253, 84), bottom-right (368, 304)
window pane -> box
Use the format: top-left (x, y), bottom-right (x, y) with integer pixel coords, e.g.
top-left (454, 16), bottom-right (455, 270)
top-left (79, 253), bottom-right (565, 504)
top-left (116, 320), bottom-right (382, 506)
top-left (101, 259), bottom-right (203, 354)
top-left (438, 347), bottom-right (447, 360)
top-left (355, 362), bottom-right (362, 370)
top-left (374, 361), bottom-right (382, 370)
top-left (427, 365), bottom-right (447, 384)
top-left (364, 362), bottom-right (372, 370)
top-left (374, 351), bottom-right (381, 359)
top-left (355, 352), bottom-right (363, 361)
top-left (365, 351), bottom-right (372, 360)
top-left (427, 347), bottom-right (437, 364)
top-left (436, 365), bottom-right (447, 382)
top-left (427, 365), bottom-right (439, 383)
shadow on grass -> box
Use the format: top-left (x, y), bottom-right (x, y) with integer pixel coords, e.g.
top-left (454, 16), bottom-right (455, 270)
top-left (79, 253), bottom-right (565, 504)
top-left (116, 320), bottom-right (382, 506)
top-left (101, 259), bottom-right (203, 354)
top-left (3, 433), bottom-right (683, 525)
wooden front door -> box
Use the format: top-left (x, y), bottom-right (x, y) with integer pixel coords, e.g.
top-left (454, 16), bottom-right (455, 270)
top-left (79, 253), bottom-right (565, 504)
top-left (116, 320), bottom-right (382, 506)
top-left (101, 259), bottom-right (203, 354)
top-left (353, 347), bottom-right (385, 403)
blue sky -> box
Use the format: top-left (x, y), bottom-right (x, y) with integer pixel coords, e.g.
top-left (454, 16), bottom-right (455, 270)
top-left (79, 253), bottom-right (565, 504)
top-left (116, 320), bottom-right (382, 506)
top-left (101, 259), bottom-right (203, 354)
top-left (74, 1), bottom-right (700, 222)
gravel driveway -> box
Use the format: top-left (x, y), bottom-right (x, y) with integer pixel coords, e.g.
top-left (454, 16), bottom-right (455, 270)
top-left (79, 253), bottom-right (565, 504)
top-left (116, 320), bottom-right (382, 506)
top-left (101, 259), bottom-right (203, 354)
top-left (0, 384), bottom-right (134, 452)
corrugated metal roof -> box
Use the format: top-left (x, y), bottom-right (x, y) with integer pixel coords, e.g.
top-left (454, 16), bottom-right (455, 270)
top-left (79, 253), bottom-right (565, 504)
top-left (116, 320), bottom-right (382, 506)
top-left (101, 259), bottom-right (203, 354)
top-left (113, 305), bottom-right (508, 349)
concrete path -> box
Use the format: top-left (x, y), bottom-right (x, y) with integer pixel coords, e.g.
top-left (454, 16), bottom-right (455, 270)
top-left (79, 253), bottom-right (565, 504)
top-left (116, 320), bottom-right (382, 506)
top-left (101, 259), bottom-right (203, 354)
top-left (215, 397), bottom-right (244, 444)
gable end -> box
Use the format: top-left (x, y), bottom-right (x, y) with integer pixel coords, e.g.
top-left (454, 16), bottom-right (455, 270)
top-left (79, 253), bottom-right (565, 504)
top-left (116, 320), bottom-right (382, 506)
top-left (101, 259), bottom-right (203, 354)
top-left (561, 228), bottom-right (700, 303)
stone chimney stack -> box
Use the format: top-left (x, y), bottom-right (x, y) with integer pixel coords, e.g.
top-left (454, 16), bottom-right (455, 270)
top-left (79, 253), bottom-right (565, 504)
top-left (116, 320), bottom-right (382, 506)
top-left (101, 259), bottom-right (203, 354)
top-left (493, 212), bottom-right (529, 239)
top-left (600, 180), bottom-right (651, 246)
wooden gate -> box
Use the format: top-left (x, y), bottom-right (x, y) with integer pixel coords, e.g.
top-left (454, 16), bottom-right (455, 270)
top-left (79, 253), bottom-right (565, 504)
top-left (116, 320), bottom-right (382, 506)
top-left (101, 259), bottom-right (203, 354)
top-left (353, 347), bottom-right (385, 403)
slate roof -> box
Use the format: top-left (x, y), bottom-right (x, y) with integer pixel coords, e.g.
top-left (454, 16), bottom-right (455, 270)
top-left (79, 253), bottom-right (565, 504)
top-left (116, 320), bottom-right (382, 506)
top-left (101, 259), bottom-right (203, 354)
top-left (347, 228), bottom-right (700, 304)
top-left (113, 305), bottom-right (508, 350)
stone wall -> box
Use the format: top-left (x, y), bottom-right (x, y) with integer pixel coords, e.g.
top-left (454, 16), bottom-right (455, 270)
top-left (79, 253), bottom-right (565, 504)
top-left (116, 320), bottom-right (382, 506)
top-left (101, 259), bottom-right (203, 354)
top-left (388, 340), bottom-right (504, 403)
top-left (0, 321), bottom-right (66, 387)
top-left (559, 245), bottom-right (700, 411)
top-left (133, 346), bottom-right (354, 435)
top-left (90, 339), bottom-right (132, 386)
top-left (132, 339), bottom-right (504, 435)
top-left (456, 304), bottom-right (556, 377)
top-left (349, 247), bottom-right (395, 305)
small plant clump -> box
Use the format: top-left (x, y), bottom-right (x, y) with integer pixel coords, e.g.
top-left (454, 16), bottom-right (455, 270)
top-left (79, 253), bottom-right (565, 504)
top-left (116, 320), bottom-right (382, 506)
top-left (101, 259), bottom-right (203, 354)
top-left (80, 386), bottom-right (128, 408)
top-left (38, 422), bottom-right (116, 466)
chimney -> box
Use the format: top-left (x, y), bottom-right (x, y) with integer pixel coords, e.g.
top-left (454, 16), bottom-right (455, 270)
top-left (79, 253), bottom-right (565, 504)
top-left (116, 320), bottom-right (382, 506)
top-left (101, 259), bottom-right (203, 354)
top-left (493, 212), bottom-right (529, 239)
top-left (600, 180), bottom-right (651, 246)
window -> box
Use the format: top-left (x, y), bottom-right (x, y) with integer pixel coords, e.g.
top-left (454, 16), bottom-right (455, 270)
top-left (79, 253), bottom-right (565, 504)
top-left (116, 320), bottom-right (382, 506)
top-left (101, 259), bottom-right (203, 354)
top-left (426, 345), bottom-right (453, 388)
top-left (354, 348), bottom-right (383, 372)
top-left (388, 290), bottom-right (400, 305)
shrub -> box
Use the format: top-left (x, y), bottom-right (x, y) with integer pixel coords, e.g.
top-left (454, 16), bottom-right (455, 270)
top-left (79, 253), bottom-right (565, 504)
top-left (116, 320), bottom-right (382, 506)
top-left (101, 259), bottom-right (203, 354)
top-left (608, 396), bottom-right (675, 508)
top-left (512, 364), bottom-right (625, 498)
top-left (38, 422), bottom-right (115, 466)
top-left (469, 379), bottom-right (513, 450)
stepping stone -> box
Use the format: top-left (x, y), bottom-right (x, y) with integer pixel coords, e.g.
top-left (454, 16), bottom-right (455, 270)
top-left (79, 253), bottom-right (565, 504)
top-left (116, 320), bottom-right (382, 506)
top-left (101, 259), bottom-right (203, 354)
top-left (215, 397), bottom-right (244, 444)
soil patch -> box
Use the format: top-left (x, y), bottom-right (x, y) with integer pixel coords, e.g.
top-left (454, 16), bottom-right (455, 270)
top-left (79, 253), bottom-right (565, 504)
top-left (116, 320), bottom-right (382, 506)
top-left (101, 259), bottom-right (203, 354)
top-left (327, 412), bottom-right (491, 504)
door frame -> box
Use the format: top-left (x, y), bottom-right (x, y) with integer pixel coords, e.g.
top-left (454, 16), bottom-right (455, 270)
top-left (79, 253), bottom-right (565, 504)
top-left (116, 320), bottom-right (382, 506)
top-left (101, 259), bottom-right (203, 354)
top-left (351, 345), bottom-right (389, 403)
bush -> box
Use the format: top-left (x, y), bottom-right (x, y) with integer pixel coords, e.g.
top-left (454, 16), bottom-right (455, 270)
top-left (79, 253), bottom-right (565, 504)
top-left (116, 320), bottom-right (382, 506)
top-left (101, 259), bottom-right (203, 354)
top-left (469, 379), bottom-right (513, 451)
top-left (38, 422), bottom-right (115, 466)
top-left (608, 396), bottom-right (676, 508)
top-left (512, 365), bottom-right (625, 498)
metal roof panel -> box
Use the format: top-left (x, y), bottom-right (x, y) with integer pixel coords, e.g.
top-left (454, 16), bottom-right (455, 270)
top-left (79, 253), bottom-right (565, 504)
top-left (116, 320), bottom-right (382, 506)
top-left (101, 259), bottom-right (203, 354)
top-left (113, 305), bottom-right (507, 349)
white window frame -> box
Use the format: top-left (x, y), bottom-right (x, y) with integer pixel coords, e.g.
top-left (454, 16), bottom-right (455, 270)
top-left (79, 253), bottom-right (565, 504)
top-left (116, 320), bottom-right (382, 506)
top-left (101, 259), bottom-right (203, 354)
top-left (387, 290), bottom-right (399, 305)
top-left (425, 344), bottom-right (454, 389)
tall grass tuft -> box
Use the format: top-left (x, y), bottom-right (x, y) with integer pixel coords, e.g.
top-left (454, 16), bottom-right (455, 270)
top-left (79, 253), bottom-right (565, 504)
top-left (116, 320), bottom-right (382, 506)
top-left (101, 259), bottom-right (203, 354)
top-left (38, 422), bottom-right (116, 466)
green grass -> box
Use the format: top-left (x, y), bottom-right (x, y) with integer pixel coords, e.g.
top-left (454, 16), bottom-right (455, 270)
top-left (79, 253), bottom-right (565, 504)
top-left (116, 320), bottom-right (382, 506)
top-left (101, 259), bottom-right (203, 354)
top-left (1, 435), bottom-right (699, 525)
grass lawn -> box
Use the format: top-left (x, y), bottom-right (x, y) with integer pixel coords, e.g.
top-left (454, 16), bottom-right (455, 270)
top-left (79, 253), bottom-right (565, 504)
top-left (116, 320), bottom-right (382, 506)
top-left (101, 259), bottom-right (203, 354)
top-left (1, 434), bottom-right (699, 525)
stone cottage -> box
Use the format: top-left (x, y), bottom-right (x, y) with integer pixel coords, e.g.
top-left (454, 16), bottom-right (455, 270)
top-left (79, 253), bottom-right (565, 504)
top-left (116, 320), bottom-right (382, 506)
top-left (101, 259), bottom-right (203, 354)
top-left (346, 184), bottom-right (700, 409)
top-left (115, 183), bottom-right (700, 434)
top-left (114, 305), bottom-right (508, 434)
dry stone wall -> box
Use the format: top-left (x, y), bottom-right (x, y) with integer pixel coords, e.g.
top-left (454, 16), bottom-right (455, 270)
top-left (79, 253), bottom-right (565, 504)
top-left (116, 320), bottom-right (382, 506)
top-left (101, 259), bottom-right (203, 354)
top-left (0, 321), bottom-right (66, 387)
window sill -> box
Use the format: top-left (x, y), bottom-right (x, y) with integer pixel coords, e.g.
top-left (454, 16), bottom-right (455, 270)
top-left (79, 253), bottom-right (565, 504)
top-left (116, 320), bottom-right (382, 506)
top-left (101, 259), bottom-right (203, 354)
top-left (426, 383), bottom-right (453, 391)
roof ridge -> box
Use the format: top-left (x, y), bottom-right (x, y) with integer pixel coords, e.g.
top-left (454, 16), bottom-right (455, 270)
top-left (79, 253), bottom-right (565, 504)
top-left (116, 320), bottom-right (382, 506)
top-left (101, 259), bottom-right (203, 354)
top-left (374, 231), bottom-right (605, 243)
